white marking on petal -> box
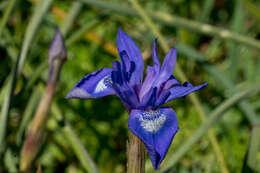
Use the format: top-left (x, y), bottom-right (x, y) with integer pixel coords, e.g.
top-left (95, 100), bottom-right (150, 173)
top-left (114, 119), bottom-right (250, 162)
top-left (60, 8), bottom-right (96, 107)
top-left (66, 87), bottom-right (92, 99)
top-left (139, 110), bottom-right (166, 133)
top-left (94, 75), bottom-right (112, 94)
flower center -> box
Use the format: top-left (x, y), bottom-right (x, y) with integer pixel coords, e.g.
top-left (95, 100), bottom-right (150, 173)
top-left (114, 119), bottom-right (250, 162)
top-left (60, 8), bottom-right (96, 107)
top-left (139, 110), bottom-right (166, 133)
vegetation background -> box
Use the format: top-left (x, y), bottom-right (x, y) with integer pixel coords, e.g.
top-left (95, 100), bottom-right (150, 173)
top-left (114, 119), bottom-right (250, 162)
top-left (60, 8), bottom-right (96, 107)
top-left (0, 0), bottom-right (260, 172)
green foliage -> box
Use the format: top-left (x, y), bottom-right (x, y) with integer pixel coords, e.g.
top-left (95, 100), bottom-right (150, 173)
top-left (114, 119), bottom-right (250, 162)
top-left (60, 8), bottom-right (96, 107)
top-left (0, 0), bottom-right (260, 172)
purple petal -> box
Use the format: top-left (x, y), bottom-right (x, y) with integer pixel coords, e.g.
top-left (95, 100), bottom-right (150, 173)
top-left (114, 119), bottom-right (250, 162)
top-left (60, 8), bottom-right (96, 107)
top-left (163, 76), bottom-right (181, 90)
top-left (128, 108), bottom-right (179, 169)
top-left (165, 82), bottom-right (208, 103)
top-left (152, 39), bottom-right (160, 72)
top-left (116, 29), bottom-right (144, 85)
top-left (140, 87), bottom-right (157, 108)
top-left (154, 48), bottom-right (177, 87)
top-left (66, 68), bottom-right (115, 99)
top-left (139, 66), bottom-right (156, 100)
top-left (155, 90), bottom-right (171, 107)
top-left (48, 28), bottom-right (67, 62)
top-left (111, 61), bottom-right (139, 108)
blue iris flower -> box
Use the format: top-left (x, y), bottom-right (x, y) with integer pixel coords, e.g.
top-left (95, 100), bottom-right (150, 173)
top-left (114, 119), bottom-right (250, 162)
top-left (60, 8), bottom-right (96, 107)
top-left (66, 29), bottom-right (208, 169)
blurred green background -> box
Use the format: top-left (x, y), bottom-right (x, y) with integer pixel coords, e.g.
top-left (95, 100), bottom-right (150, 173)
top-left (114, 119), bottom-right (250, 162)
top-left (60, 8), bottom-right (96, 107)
top-left (0, 0), bottom-right (260, 172)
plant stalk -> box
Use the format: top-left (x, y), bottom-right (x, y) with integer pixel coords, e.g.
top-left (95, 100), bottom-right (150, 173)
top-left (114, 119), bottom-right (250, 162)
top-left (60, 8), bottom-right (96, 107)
top-left (20, 29), bottom-right (66, 171)
top-left (19, 84), bottom-right (55, 171)
top-left (127, 132), bottom-right (146, 173)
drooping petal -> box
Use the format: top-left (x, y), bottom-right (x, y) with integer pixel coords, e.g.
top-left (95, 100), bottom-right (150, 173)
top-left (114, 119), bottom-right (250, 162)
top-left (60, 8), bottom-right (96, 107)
top-left (155, 90), bottom-right (171, 107)
top-left (66, 68), bottom-right (115, 99)
top-left (128, 107), bottom-right (179, 169)
top-left (165, 82), bottom-right (208, 103)
top-left (116, 29), bottom-right (144, 85)
top-left (153, 76), bottom-right (180, 106)
top-left (162, 75), bottom-right (180, 90)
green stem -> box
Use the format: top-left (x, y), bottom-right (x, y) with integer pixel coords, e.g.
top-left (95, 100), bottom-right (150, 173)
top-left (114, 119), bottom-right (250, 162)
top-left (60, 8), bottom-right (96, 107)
top-left (242, 125), bottom-right (260, 172)
top-left (0, 55), bottom-right (19, 154)
top-left (129, 0), bottom-right (229, 172)
top-left (0, 0), bottom-right (17, 37)
top-left (80, 0), bottom-right (260, 50)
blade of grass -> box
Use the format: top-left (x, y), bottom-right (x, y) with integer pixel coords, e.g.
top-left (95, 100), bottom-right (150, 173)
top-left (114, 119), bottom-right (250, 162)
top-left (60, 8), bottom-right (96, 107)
top-left (80, 0), bottom-right (260, 50)
top-left (48, 101), bottom-right (100, 173)
top-left (197, 0), bottom-right (215, 22)
top-left (242, 126), bottom-right (260, 172)
top-left (228, 0), bottom-right (244, 81)
top-left (244, 0), bottom-right (260, 21)
top-left (0, 54), bottom-right (19, 154)
top-left (0, 1), bottom-right (8, 11)
top-left (18, 0), bottom-right (53, 74)
top-left (60, 1), bottom-right (83, 36)
top-left (176, 44), bottom-right (260, 172)
top-left (65, 19), bottom-right (99, 46)
top-left (0, 0), bottom-right (17, 37)
top-left (4, 149), bottom-right (18, 173)
top-left (128, 0), bottom-right (229, 172)
top-left (157, 83), bottom-right (260, 173)
top-left (25, 62), bottom-right (48, 91)
top-left (0, 0), bottom-right (53, 155)
top-left (176, 43), bottom-right (259, 124)
top-left (62, 123), bottom-right (100, 173)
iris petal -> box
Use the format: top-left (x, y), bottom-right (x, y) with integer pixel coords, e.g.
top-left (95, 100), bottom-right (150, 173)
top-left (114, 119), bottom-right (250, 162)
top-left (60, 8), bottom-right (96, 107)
top-left (152, 39), bottom-right (160, 72)
top-left (116, 29), bottom-right (144, 85)
top-left (163, 76), bottom-right (181, 90)
top-left (139, 66), bottom-right (156, 100)
top-left (165, 82), bottom-right (208, 103)
top-left (128, 107), bottom-right (179, 169)
top-left (154, 48), bottom-right (177, 87)
top-left (111, 61), bottom-right (139, 108)
top-left (66, 68), bottom-right (115, 99)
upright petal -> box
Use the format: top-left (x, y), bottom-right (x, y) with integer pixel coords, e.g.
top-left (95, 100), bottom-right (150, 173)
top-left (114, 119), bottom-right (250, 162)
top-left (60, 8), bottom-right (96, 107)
top-left (116, 29), bottom-right (144, 85)
top-left (152, 39), bottom-right (160, 72)
top-left (165, 82), bottom-right (208, 103)
top-left (66, 68), bottom-right (115, 99)
top-left (128, 108), bottom-right (179, 169)
top-left (157, 48), bottom-right (177, 85)
top-left (111, 61), bottom-right (139, 108)
top-left (139, 66), bottom-right (156, 100)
